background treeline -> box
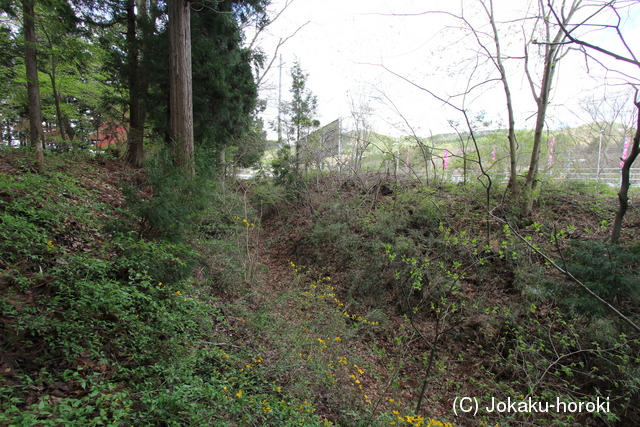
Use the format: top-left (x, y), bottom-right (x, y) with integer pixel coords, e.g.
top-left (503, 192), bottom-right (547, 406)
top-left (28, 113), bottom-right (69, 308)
top-left (0, 0), bottom-right (268, 171)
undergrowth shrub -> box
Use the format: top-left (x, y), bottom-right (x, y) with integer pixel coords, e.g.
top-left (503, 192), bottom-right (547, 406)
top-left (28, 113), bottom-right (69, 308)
top-left (235, 261), bottom-right (456, 426)
top-left (556, 240), bottom-right (640, 316)
top-left (514, 265), bottom-right (556, 302)
top-left (249, 180), bottom-right (293, 220)
top-left (193, 181), bottom-right (261, 291)
top-left (271, 145), bottom-right (298, 187)
top-left (113, 232), bottom-right (197, 283)
top-left (484, 307), bottom-right (639, 426)
top-left (121, 151), bottom-right (213, 242)
top-left (395, 188), bottom-right (442, 231)
top-left (0, 211), bottom-right (51, 266)
top-left (555, 179), bottom-right (617, 197)
top-left (1, 152), bottom-right (333, 426)
top-left (299, 184), bottom-right (459, 306)
top-left (244, 172), bottom-right (640, 425)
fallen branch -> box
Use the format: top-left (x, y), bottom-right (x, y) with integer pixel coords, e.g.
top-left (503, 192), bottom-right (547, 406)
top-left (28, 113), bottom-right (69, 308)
top-left (488, 212), bottom-right (640, 334)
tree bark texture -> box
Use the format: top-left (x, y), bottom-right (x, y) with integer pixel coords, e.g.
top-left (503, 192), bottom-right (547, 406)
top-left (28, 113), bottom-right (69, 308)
top-left (486, 0), bottom-right (518, 197)
top-left (521, 0), bottom-right (581, 218)
top-left (50, 73), bottom-right (67, 142)
top-left (23, 0), bottom-right (44, 165)
top-left (611, 102), bottom-right (640, 243)
top-left (124, 0), bottom-right (145, 167)
top-left (168, 0), bottom-right (194, 174)
top-left (521, 54), bottom-right (555, 217)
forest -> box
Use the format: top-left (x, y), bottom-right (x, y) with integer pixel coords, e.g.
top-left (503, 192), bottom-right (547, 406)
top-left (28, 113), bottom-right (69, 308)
top-left (1, 0), bottom-right (639, 426)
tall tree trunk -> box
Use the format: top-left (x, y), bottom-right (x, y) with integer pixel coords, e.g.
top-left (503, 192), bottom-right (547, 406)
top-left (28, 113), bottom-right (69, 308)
top-left (47, 69), bottom-right (74, 150)
top-left (60, 102), bottom-right (75, 142)
top-left (484, 0), bottom-right (518, 197)
top-left (124, 0), bottom-right (146, 167)
top-left (521, 0), bottom-right (581, 218)
top-left (168, 0), bottom-right (194, 174)
top-left (611, 101), bottom-right (640, 243)
top-left (136, 0), bottom-right (150, 163)
top-left (47, 53), bottom-right (66, 142)
top-left (41, 26), bottom-right (71, 149)
top-left (23, 0), bottom-right (44, 165)
top-left (521, 55), bottom-right (555, 217)
top-left (51, 79), bottom-right (67, 142)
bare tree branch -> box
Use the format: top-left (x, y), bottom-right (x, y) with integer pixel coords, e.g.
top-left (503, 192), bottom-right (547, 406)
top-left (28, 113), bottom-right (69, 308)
top-left (255, 21), bottom-right (309, 89)
top-left (487, 211), bottom-right (640, 334)
top-left (547, 0), bottom-right (640, 67)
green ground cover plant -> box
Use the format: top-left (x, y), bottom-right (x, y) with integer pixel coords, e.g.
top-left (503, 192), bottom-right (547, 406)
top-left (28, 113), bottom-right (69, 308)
top-left (0, 150), bottom-right (330, 426)
top-left (258, 171), bottom-right (640, 426)
top-left (2, 150), bottom-right (639, 426)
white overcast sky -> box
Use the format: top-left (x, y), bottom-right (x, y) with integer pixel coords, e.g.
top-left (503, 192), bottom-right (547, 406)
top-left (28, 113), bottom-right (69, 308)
top-left (252, 0), bottom-right (640, 139)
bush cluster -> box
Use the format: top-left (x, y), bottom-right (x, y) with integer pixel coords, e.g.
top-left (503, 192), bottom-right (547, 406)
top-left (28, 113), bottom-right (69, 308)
top-left (0, 152), bottom-right (328, 426)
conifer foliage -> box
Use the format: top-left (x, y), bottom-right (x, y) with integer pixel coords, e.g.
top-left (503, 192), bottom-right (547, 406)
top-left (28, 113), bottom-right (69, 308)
top-left (561, 241), bottom-right (640, 316)
top-left (0, 0), bottom-right (268, 172)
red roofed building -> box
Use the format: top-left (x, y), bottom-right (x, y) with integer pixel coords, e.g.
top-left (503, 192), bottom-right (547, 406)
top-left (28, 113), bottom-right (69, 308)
top-left (90, 123), bottom-right (127, 149)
